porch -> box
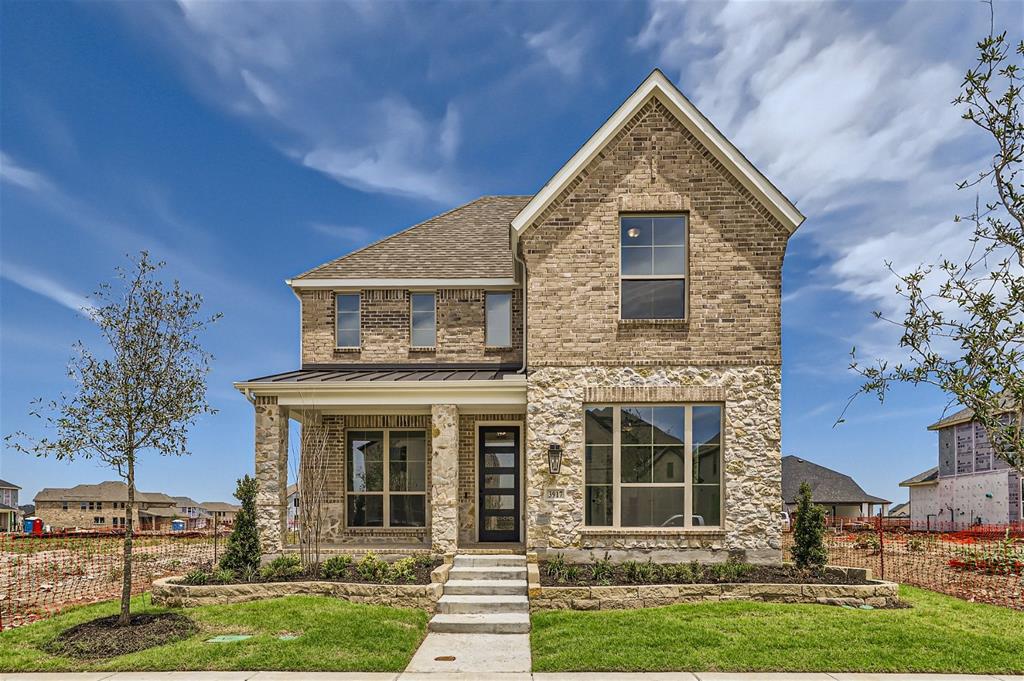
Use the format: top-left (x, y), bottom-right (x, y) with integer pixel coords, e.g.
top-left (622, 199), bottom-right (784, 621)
top-left (235, 365), bottom-right (529, 556)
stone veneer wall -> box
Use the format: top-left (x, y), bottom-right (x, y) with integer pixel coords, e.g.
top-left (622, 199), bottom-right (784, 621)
top-left (300, 287), bottom-right (523, 366)
top-left (457, 413), bottom-right (526, 544)
top-left (255, 396), bottom-right (288, 553)
top-left (431, 404), bottom-right (459, 553)
top-left (525, 365), bottom-right (781, 563)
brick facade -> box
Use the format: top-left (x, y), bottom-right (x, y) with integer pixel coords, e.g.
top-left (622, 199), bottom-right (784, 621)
top-left (300, 287), bottom-right (523, 366)
top-left (519, 99), bottom-right (787, 367)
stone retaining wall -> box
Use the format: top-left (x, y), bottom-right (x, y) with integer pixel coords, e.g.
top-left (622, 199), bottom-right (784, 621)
top-left (529, 579), bottom-right (900, 611)
top-left (152, 562), bottom-right (450, 611)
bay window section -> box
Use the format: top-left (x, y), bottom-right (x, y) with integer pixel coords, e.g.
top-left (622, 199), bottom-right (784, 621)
top-left (347, 430), bottom-right (427, 528)
top-left (620, 216), bottom-right (686, 320)
top-left (583, 404), bottom-right (722, 528)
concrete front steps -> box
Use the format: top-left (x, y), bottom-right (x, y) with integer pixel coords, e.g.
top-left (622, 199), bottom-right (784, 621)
top-left (429, 553), bottom-right (530, 634)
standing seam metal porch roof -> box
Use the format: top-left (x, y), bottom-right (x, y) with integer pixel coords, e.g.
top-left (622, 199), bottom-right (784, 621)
top-left (244, 366), bottom-right (522, 384)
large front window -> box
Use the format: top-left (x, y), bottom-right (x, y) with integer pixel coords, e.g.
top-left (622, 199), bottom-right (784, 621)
top-left (347, 430), bottom-right (427, 528)
top-left (620, 215), bottom-right (686, 320)
top-left (584, 404), bottom-right (722, 528)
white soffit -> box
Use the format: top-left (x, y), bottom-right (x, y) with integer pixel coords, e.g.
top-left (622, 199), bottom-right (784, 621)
top-left (511, 69), bottom-right (805, 238)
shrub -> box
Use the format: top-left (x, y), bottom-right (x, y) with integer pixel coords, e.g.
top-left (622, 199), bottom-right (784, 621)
top-left (589, 553), bottom-right (614, 584)
top-left (661, 562), bottom-right (700, 583)
top-left (260, 554), bottom-right (303, 581)
top-left (710, 558), bottom-right (753, 582)
top-left (560, 564), bottom-right (582, 584)
top-left (319, 555), bottom-right (353, 579)
top-left (356, 552), bottom-right (391, 582)
top-left (906, 535), bottom-right (925, 553)
top-left (219, 475), bottom-right (262, 575)
top-left (790, 481), bottom-right (827, 569)
top-left (390, 557), bottom-right (417, 583)
top-left (853, 532), bottom-right (880, 551)
top-left (622, 559), bottom-right (658, 583)
top-left (211, 568), bottom-right (235, 584)
top-left (544, 553), bottom-right (568, 580)
top-left (182, 568), bottom-right (208, 585)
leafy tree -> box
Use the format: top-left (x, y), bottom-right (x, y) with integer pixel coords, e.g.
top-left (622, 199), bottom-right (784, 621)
top-left (7, 252), bottom-right (219, 625)
top-left (790, 482), bottom-right (827, 570)
top-left (219, 474), bottom-right (261, 576)
top-left (847, 6), bottom-right (1024, 473)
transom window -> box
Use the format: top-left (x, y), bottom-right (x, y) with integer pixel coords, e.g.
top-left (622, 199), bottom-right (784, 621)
top-left (336, 293), bottom-right (361, 348)
top-left (410, 293), bottom-right (436, 348)
top-left (347, 430), bottom-right (427, 528)
top-left (485, 292), bottom-right (512, 347)
top-left (620, 215), bottom-right (686, 320)
top-left (584, 404), bottom-right (722, 528)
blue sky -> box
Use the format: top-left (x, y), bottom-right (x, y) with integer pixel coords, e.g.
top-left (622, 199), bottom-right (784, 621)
top-left (2, 0), bottom-right (1020, 507)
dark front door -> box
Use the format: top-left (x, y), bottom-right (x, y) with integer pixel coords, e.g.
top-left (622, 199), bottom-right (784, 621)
top-left (478, 425), bottom-right (521, 542)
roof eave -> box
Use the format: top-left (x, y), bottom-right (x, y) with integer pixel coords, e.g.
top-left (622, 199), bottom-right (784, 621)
top-left (510, 69), bottom-right (805, 248)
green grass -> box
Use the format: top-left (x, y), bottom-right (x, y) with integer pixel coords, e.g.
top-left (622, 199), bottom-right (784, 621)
top-left (0, 595), bottom-right (428, 672)
top-left (531, 586), bottom-right (1024, 674)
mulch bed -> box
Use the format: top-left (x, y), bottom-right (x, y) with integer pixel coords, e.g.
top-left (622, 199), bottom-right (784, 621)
top-left (46, 612), bottom-right (198, 658)
top-left (539, 562), bottom-right (872, 587)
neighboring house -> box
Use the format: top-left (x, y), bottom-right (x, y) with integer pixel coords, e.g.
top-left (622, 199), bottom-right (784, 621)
top-left (33, 481), bottom-right (178, 531)
top-left (235, 70), bottom-right (805, 562)
top-left (782, 456), bottom-right (890, 520)
top-left (0, 479), bottom-right (21, 532)
top-left (900, 406), bottom-right (1022, 526)
top-left (888, 501), bottom-right (911, 518)
top-left (171, 496), bottom-right (207, 529)
top-left (201, 502), bottom-right (240, 527)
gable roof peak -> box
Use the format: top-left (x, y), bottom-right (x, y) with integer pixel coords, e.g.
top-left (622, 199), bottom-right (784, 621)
top-left (511, 69), bottom-right (805, 243)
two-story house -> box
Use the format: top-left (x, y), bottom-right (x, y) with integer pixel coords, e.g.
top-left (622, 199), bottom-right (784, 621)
top-left (236, 70), bottom-right (805, 562)
top-left (34, 481), bottom-right (179, 531)
top-left (0, 479), bottom-right (20, 532)
top-left (901, 406), bottom-right (1022, 526)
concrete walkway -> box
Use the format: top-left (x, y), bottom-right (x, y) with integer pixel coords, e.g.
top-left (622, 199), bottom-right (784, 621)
top-left (1, 672), bottom-right (1021, 680)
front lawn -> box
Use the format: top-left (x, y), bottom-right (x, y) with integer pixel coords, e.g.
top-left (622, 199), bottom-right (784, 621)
top-left (0, 595), bottom-right (428, 672)
top-left (531, 586), bottom-right (1024, 674)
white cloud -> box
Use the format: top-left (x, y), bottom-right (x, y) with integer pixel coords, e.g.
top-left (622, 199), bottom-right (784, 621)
top-left (1, 152), bottom-right (56, 194)
top-left (525, 24), bottom-right (591, 78)
top-left (1, 261), bottom-right (95, 317)
top-left (120, 2), bottom-right (464, 203)
top-left (310, 222), bottom-right (375, 247)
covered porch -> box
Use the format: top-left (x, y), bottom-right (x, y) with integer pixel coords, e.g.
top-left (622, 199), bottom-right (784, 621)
top-left (235, 366), bottom-right (528, 556)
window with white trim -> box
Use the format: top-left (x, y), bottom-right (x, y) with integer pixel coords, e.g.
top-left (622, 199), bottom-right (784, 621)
top-left (485, 292), bottom-right (512, 347)
top-left (584, 404), bottom-right (722, 528)
top-left (336, 293), bottom-right (360, 348)
top-left (410, 293), bottom-right (436, 348)
top-left (620, 215), bottom-right (686, 320)
top-left (347, 430), bottom-right (427, 528)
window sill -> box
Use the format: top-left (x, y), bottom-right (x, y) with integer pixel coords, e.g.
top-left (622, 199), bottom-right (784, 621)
top-left (343, 526), bottom-right (427, 534)
top-left (617, 318), bottom-right (688, 327)
top-left (409, 346), bottom-right (436, 353)
top-left (334, 347), bottom-right (360, 353)
top-left (579, 527), bottom-right (726, 536)
top-left (484, 346), bottom-right (514, 351)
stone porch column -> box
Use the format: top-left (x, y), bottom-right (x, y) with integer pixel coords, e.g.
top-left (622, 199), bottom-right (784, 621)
top-left (254, 395), bottom-right (288, 555)
top-left (430, 403), bottom-right (459, 554)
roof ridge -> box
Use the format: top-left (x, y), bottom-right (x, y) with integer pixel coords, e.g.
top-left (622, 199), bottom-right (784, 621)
top-left (292, 195), bottom-right (518, 281)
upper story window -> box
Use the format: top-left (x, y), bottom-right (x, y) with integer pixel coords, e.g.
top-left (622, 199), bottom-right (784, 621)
top-left (486, 292), bottom-right (512, 347)
top-left (410, 293), bottom-right (437, 348)
top-left (336, 293), bottom-right (361, 348)
top-left (620, 215), bottom-right (687, 320)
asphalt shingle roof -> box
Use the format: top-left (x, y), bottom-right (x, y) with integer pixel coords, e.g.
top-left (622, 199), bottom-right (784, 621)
top-left (782, 455), bottom-right (890, 505)
top-left (0, 479), bottom-right (20, 489)
top-left (899, 466), bottom-right (939, 486)
top-left (292, 196), bottom-right (531, 281)
top-left (34, 481), bottom-right (176, 504)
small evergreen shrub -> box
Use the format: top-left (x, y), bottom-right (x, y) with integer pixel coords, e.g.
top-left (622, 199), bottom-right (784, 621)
top-left (790, 481), bottom-right (828, 569)
top-left (389, 557), bottom-right (417, 583)
top-left (219, 475), bottom-right (262, 575)
top-left (260, 554), bottom-right (302, 581)
top-left (182, 568), bottom-right (209, 585)
top-left (356, 552), bottom-right (391, 582)
top-left (319, 555), bottom-right (353, 579)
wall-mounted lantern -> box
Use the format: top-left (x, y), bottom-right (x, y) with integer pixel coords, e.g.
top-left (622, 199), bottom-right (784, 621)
top-left (547, 443), bottom-right (563, 475)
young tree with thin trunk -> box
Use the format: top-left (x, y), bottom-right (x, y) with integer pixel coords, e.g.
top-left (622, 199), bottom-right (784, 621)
top-left (847, 8), bottom-right (1024, 473)
top-left (7, 252), bottom-right (219, 626)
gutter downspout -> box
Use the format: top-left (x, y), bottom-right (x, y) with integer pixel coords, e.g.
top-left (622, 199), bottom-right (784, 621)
top-left (512, 230), bottom-right (527, 375)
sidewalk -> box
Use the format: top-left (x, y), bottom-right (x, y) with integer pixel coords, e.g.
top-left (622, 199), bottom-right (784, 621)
top-left (1, 672), bottom-right (1022, 680)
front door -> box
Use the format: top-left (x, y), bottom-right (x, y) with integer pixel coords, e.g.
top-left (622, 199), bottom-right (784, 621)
top-left (478, 425), bottom-right (521, 542)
